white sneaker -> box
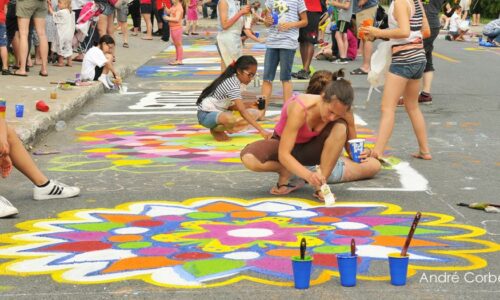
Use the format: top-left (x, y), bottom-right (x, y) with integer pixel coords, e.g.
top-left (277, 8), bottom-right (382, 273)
top-left (33, 180), bottom-right (80, 201)
top-left (106, 76), bottom-right (116, 89)
top-left (0, 196), bottom-right (19, 218)
top-left (98, 74), bottom-right (111, 89)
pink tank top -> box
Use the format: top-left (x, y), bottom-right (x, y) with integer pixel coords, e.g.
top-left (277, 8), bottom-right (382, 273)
top-left (274, 95), bottom-right (320, 144)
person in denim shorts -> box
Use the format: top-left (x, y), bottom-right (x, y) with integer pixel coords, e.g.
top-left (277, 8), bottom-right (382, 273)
top-left (360, 0), bottom-right (432, 161)
top-left (260, 0), bottom-right (307, 118)
top-left (95, 0), bottom-right (115, 38)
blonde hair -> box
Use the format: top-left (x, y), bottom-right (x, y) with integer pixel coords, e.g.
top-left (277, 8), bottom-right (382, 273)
top-left (59, 0), bottom-right (72, 10)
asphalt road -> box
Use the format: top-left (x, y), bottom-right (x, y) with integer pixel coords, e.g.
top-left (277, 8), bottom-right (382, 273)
top-left (0, 31), bottom-right (499, 299)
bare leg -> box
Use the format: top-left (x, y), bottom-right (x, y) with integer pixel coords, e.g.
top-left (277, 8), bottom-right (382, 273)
top-left (340, 157), bottom-right (381, 182)
top-left (97, 15), bottom-right (108, 39)
top-left (361, 40), bottom-right (373, 72)
top-left (240, 153), bottom-right (293, 192)
top-left (16, 17), bottom-right (30, 74)
top-left (12, 32), bottom-right (20, 66)
top-left (372, 72), bottom-right (408, 157)
top-left (106, 14), bottom-right (115, 37)
top-left (302, 42), bottom-right (314, 73)
top-left (142, 14), bottom-right (153, 39)
top-left (282, 81), bottom-right (292, 104)
top-left (6, 127), bottom-right (48, 186)
top-left (120, 22), bottom-right (129, 44)
top-left (422, 71), bottom-right (433, 94)
top-left (403, 79), bottom-right (432, 159)
top-left (318, 121), bottom-right (348, 180)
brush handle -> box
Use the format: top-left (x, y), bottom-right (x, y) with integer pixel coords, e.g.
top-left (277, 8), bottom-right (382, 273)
top-left (401, 212), bottom-right (421, 256)
top-left (300, 238), bottom-right (306, 260)
top-left (350, 238), bottom-right (356, 256)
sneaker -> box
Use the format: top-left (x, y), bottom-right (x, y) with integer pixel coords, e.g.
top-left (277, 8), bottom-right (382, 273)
top-left (33, 180), bottom-right (80, 201)
top-left (333, 58), bottom-right (348, 64)
top-left (295, 69), bottom-right (311, 79)
top-left (98, 74), bottom-right (111, 89)
top-left (418, 92), bottom-right (433, 105)
top-left (0, 196), bottom-right (19, 218)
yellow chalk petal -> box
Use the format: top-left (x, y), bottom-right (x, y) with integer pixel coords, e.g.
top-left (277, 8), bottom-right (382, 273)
top-left (112, 159), bottom-right (152, 166)
top-left (219, 158), bottom-right (241, 163)
top-left (113, 131), bottom-right (135, 136)
top-left (84, 148), bottom-right (115, 153)
top-left (78, 136), bottom-right (103, 142)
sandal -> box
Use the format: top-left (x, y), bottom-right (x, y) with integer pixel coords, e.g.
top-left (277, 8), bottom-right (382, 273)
top-left (270, 180), bottom-right (305, 195)
top-left (350, 68), bottom-right (368, 75)
top-left (123, 43), bottom-right (129, 48)
top-left (411, 151), bottom-right (432, 160)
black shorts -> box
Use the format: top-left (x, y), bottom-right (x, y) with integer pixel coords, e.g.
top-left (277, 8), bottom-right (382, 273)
top-left (93, 66), bottom-right (104, 81)
top-left (337, 21), bottom-right (350, 34)
top-left (140, 3), bottom-right (152, 14)
top-left (298, 11), bottom-right (322, 44)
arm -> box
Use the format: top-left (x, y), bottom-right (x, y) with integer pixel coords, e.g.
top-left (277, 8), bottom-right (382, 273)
top-left (360, 0), bottom-right (411, 40)
top-left (358, 0), bottom-right (367, 8)
top-left (47, 0), bottom-right (54, 15)
top-left (421, 3), bottom-right (431, 39)
top-left (330, 0), bottom-right (350, 10)
top-left (0, 118), bottom-right (9, 157)
top-left (163, 5), bottom-right (183, 22)
top-left (243, 28), bottom-right (265, 43)
top-left (218, 0), bottom-right (250, 30)
top-left (277, 102), bottom-right (324, 186)
top-left (278, 10), bottom-right (308, 31)
top-left (233, 100), bottom-right (272, 139)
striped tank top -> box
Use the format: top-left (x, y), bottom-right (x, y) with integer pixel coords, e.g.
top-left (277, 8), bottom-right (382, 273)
top-left (388, 0), bottom-right (426, 65)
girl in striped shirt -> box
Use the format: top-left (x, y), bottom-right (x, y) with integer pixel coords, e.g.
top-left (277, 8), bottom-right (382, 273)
top-left (359, 0), bottom-right (432, 161)
top-left (196, 55), bottom-right (272, 141)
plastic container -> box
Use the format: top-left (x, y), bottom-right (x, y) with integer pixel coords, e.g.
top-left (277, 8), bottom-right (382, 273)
top-left (15, 104), bottom-right (24, 118)
top-left (348, 139), bottom-right (365, 163)
top-left (337, 254), bottom-right (357, 287)
top-left (291, 256), bottom-right (313, 289)
top-left (388, 253), bottom-right (409, 286)
top-left (55, 120), bottom-right (67, 131)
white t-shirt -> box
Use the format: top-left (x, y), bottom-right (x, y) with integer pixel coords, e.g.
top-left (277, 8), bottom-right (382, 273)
top-left (81, 46), bottom-right (108, 80)
top-left (198, 75), bottom-right (242, 112)
top-left (449, 13), bottom-right (460, 32)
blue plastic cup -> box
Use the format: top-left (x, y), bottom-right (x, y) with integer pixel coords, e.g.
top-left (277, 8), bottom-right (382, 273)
top-left (388, 253), bottom-right (409, 286)
top-left (254, 32), bottom-right (260, 38)
top-left (272, 12), bottom-right (279, 25)
top-left (15, 104), bottom-right (24, 118)
top-left (337, 254), bottom-right (357, 287)
top-left (292, 256), bottom-right (313, 289)
top-left (348, 139), bottom-right (365, 163)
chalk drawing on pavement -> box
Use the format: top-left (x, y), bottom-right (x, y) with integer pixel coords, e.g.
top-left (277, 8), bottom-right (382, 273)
top-left (0, 198), bottom-right (498, 288)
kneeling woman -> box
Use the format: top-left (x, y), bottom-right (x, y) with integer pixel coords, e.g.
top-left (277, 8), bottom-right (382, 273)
top-left (240, 69), bottom-right (380, 196)
top-left (197, 56), bottom-right (272, 141)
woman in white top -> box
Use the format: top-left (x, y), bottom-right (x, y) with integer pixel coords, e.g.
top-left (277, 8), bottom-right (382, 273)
top-left (360, 0), bottom-right (432, 161)
top-left (216, 0), bottom-right (251, 71)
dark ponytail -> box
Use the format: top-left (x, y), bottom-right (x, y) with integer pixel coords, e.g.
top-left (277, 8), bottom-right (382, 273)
top-left (323, 68), bottom-right (354, 107)
top-left (196, 55), bottom-right (258, 105)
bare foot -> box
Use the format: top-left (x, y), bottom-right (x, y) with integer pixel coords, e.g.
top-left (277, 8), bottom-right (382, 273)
top-left (412, 151), bottom-right (432, 160)
top-left (141, 36), bottom-right (153, 40)
top-left (210, 129), bottom-right (230, 141)
top-left (53, 63), bottom-right (65, 67)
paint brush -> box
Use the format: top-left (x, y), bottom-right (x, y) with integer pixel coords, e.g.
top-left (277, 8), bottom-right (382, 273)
top-left (315, 165), bottom-right (335, 206)
top-left (401, 212), bottom-right (421, 257)
top-left (300, 238), bottom-right (306, 260)
top-left (350, 238), bottom-right (356, 256)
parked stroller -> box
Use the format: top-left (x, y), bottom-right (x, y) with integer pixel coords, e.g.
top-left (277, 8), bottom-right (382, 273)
top-left (74, 2), bottom-right (104, 55)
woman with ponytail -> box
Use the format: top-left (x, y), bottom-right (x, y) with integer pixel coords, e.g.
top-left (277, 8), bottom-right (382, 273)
top-left (197, 55), bottom-right (272, 141)
top-left (240, 69), bottom-right (380, 198)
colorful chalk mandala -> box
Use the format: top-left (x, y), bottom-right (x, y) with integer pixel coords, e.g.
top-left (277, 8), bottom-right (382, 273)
top-left (0, 198), bottom-right (498, 288)
top-left (47, 119), bottom-right (378, 173)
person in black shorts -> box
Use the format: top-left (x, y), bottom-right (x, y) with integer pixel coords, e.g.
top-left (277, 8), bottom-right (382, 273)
top-left (292, 1), bottom-right (322, 80)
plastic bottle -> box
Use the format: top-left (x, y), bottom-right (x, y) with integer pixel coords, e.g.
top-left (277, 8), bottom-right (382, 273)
top-left (55, 120), bottom-right (67, 131)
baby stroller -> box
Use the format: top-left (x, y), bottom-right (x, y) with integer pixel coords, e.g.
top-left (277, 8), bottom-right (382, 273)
top-left (74, 2), bottom-right (104, 55)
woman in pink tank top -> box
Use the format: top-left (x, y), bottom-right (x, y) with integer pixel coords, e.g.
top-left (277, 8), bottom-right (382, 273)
top-left (241, 69), bottom-right (381, 198)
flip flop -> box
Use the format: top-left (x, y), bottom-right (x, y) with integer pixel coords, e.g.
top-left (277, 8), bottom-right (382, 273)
top-left (123, 43), bottom-right (129, 48)
top-left (270, 180), bottom-right (305, 195)
top-left (13, 71), bottom-right (28, 77)
top-left (73, 57), bottom-right (84, 62)
top-left (411, 151), bottom-right (432, 160)
top-left (39, 71), bottom-right (48, 77)
top-left (350, 68), bottom-right (368, 75)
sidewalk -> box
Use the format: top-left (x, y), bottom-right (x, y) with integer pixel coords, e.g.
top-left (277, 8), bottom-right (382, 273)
top-left (1, 19), bottom-right (216, 148)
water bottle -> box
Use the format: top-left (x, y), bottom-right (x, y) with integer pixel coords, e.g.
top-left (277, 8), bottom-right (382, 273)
top-left (55, 120), bottom-right (67, 131)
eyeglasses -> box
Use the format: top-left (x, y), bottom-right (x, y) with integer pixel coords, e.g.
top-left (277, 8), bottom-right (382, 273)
top-left (242, 70), bottom-right (256, 78)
